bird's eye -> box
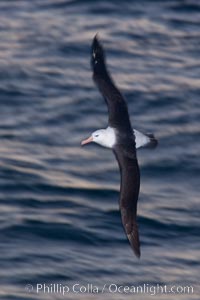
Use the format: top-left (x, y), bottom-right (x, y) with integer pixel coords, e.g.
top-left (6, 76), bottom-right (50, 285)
top-left (95, 134), bottom-right (99, 137)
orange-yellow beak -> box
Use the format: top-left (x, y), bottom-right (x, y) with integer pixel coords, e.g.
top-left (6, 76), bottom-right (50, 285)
top-left (81, 136), bottom-right (93, 146)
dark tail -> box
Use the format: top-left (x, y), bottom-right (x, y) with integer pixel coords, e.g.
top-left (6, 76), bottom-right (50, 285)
top-left (146, 133), bottom-right (158, 149)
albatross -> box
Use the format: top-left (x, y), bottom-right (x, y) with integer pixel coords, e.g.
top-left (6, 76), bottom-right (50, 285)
top-left (81, 36), bottom-right (157, 258)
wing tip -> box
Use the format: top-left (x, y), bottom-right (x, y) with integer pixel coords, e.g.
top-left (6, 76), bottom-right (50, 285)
top-left (91, 34), bottom-right (106, 72)
top-left (93, 33), bottom-right (99, 44)
top-left (130, 243), bottom-right (141, 258)
top-left (92, 33), bottom-right (100, 49)
top-left (92, 34), bottom-right (102, 56)
top-left (127, 223), bottom-right (141, 259)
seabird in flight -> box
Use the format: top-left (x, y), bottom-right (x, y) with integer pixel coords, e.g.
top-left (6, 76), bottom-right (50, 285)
top-left (81, 35), bottom-right (157, 258)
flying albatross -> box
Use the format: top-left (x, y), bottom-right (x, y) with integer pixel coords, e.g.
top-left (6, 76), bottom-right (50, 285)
top-left (81, 36), bottom-right (157, 258)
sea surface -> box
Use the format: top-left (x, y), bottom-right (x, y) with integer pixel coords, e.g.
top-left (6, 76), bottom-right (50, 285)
top-left (0, 0), bottom-right (200, 299)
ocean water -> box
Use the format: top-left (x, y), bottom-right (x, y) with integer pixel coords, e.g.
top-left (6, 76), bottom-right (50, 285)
top-left (0, 0), bottom-right (200, 299)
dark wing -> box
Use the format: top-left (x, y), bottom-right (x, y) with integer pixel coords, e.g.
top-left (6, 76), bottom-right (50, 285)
top-left (114, 143), bottom-right (141, 258)
top-left (91, 35), bottom-right (132, 134)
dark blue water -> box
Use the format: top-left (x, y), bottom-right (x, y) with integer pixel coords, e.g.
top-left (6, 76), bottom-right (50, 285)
top-left (0, 0), bottom-right (200, 299)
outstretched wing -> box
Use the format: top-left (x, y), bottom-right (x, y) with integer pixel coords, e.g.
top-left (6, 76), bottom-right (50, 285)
top-left (114, 144), bottom-right (141, 258)
top-left (91, 35), bottom-right (132, 134)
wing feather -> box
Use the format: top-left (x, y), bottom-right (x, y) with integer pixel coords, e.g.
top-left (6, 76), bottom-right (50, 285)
top-left (91, 36), bottom-right (132, 133)
top-left (114, 144), bottom-right (141, 258)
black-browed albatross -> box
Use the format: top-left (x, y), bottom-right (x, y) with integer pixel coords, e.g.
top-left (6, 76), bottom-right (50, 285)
top-left (81, 36), bottom-right (157, 258)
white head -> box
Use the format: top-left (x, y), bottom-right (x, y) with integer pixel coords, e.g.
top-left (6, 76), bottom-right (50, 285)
top-left (81, 127), bottom-right (116, 149)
